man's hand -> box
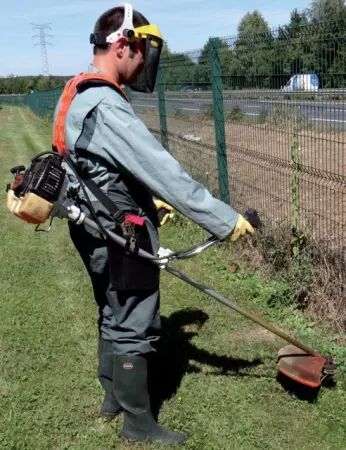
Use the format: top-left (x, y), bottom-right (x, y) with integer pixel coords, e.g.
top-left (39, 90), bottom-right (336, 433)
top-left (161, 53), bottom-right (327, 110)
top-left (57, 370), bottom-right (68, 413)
top-left (226, 214), bottom-right (255, 241)
top-left (154, 199), bottom-right (175, 226)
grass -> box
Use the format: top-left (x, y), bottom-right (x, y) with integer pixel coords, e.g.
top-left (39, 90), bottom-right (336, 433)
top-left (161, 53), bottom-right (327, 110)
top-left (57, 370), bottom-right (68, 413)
top-left (0, 106), bottom-right (345, 450)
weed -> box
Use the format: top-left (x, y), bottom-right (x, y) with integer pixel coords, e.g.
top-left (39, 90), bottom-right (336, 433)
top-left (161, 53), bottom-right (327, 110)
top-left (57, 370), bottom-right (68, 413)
top-left (290, 118), bottom-right (301, 248)
top-left (226, 105), bottom-right (245, 122)
top-left (257, 106), bottom-right (268, 123)
top-left (266, 105), bottom-right (306, 131)
top-left (200, 105), bottom-right (214, 120)
top-left (267, 105), bottom-right (290, 128)
top-left (240, 222), bottom-right (346, 332)
top-left (172, 108), bottom-right (189, 120)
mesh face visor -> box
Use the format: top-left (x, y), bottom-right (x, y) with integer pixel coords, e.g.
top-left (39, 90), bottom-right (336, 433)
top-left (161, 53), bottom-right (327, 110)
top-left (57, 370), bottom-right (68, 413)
top-left (90, 4), bottom-right (163, 93)
top-left (129, 34), bottom-right (163, 93)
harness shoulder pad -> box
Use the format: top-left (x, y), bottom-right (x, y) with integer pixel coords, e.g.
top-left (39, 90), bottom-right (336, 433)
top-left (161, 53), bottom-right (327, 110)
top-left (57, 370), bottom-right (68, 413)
top-left (53, 73), bottom-right (128, 154)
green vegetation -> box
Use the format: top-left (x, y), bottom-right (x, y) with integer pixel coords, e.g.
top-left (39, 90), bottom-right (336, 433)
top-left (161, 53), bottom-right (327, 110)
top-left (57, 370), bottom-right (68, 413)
top-left (173, 108), bottom-right (190, 120)
top-left (226, 105), bottom-right (245, 122)
top-left (1, 106), bottom-right (345, 449)
top-left (0, 75), bottom-right (68, 94)
top-left (160, 1), bottom-right (346, 91)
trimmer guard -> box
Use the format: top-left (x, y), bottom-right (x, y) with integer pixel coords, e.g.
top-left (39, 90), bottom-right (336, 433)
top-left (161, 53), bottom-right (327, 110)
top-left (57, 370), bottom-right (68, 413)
top-left (277, 345), bottom-right (327, 388)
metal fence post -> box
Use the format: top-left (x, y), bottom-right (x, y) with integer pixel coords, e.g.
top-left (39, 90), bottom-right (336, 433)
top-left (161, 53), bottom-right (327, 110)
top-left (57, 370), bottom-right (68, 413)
top-left (157, 63), bottom-right (169, 150)
top-left (209, 38), bottom-right (230, 204)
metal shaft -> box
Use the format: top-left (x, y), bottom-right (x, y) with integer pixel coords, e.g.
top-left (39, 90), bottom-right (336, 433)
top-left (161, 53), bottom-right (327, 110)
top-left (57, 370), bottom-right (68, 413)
top-left (83, 216), bottom-right (318, 356)
top-left (165, 265), bottom-right (318, 356)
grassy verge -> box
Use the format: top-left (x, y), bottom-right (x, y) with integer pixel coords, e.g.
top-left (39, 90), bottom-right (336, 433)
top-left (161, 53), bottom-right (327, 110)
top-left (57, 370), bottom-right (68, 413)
top-left (0, 106), bottom-right (345, 450)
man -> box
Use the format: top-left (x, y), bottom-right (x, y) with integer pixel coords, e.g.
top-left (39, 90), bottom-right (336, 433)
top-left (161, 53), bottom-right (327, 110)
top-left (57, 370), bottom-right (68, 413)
top-left (54, 4), bottom-right (254, 445)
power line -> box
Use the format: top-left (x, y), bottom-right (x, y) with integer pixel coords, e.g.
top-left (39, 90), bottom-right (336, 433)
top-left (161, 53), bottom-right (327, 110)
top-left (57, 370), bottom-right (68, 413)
top-left (31, 23), bottom-right (53, 76)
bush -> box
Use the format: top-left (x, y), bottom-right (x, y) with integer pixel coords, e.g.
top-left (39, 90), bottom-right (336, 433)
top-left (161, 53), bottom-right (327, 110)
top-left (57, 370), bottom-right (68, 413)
top-left (200, 105), bottom-right (214, 119)
top-left (173, 108), bottom-right (189, 119)
top-left (238, 223), bottom-right (345, 332)
top-left (257, 107), bottom-right (268, 123)
top-left (226, 105), bottom-right (245, 122)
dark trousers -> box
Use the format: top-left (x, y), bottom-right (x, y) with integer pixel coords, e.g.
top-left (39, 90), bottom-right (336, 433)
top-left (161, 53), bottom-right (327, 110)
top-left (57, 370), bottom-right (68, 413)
top-left (69, 222), bottom-right (161, 355)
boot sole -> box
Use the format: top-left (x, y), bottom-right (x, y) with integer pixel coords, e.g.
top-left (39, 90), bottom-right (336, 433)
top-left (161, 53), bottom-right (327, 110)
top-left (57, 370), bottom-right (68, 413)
top-left (98, 409), bottom-right (121, 420)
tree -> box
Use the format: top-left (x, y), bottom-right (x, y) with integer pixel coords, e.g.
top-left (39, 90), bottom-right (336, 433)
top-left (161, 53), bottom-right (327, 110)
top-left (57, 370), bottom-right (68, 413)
top-left (0, 76), bottom-right (68, 94)
top-left (160, 42), bottom-right (196, 91)
top-left (274, 9), bottom-right (317, 84)
top-left (308, 0), bottom-right (345, 23)
top-left (233, 11), bottom-right (274, 88)
top-left (237, 10), bottom-right (271, 37)
top-left (306, 0), bottom-right (346, 86)
top-left (285, 9), bottom-right (310, 37)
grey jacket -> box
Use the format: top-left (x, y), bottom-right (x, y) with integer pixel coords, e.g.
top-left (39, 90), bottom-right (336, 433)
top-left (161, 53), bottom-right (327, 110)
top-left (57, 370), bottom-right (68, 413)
top-left (59, 71), bottom-right (239, 239)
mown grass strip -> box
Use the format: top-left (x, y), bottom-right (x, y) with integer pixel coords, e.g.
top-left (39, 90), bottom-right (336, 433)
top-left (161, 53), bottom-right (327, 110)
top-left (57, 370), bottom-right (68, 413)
top-left (0, 106), bottom-right (345, 450)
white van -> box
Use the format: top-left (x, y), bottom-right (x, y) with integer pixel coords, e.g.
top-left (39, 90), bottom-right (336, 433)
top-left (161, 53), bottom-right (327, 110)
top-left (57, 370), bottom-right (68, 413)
top-left (282, 74), bottom-right (319, 92)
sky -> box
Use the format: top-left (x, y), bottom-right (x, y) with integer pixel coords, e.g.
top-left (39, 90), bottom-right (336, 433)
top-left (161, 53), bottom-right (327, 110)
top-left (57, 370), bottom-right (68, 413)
top-left (0, 0), bottom-right (313, 76)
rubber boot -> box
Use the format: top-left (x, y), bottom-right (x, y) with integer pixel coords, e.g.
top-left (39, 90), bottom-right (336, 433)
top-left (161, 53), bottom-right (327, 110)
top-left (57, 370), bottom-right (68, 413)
top-left (113, 355), bottom-right (186, 445)
top-left (98, 338), bottom-right (121, 419)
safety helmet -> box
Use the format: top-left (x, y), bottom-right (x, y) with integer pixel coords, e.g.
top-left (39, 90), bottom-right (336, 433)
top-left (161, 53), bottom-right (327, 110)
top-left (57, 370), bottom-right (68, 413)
top-left (89, 3), bottom-right (163, 93)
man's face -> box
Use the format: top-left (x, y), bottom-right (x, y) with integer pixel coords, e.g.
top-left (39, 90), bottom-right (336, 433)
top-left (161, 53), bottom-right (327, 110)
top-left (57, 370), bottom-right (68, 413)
top-left (123, 40), bottom-right (145, 83)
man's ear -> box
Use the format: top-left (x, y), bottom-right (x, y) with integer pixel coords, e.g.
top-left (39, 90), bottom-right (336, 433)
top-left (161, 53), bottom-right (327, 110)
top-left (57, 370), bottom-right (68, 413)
top-left (113, 38), bottom-right (128, 58)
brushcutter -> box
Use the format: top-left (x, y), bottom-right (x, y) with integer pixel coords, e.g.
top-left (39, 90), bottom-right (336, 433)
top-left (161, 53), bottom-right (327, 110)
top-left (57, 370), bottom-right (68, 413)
top-left (6, 152), bottom-right (337, 390)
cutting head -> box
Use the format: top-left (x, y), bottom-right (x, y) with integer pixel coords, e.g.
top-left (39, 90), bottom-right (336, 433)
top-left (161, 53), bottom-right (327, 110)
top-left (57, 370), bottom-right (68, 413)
top-left (277, 345), bottom-right (336, 388)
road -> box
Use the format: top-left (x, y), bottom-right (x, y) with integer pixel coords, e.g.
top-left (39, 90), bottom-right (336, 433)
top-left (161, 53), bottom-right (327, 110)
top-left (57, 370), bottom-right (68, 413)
top-left (131, 94), bottom-right (346, 128)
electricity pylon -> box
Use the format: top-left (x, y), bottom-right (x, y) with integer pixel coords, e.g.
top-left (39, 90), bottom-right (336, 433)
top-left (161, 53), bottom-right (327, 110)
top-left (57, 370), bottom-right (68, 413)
top-left (31, 23), bottom-right (53, 76)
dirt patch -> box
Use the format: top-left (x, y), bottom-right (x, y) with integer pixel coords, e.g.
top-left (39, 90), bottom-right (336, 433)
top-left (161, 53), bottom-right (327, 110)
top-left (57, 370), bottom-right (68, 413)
top-left (228, 324), bottom-right (280, 345)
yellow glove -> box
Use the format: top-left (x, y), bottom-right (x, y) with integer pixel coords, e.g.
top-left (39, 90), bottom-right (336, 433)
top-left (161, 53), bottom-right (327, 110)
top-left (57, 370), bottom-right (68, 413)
top-left (154, 199), bottom-right (175, 226)
top-left (226, 214), bottom-right (255, 241)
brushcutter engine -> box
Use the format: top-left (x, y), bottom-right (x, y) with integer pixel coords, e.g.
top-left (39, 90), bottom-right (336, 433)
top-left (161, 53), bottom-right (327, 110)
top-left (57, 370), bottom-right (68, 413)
top-left (6, 154), bottom-right (66, 224)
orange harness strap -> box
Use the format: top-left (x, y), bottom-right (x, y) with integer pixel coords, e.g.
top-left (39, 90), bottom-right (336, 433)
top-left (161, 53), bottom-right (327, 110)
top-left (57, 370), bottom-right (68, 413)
top-left (52, 73), bottom-right (128, 154)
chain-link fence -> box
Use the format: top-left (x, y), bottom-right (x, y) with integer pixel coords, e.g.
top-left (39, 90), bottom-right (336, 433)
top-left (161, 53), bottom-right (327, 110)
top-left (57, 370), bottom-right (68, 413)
top-left (0, 87), bottom-right (62, 118)
top-left (1, 22), bottom-right (345, 264)
top-left (25, 87), bottom-right (63, 118)
top-left (0, 94), bottom-right (27, 106)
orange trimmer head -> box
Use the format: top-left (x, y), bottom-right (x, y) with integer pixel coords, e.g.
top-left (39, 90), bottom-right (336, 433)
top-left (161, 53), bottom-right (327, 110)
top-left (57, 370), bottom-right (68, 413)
top-left (277, 345), bottom-right (337, 388)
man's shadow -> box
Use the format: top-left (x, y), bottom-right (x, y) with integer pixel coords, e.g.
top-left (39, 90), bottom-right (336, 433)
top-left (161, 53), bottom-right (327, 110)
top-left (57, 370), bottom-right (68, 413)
top-left (148, 308), bottom-right (262, 417)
